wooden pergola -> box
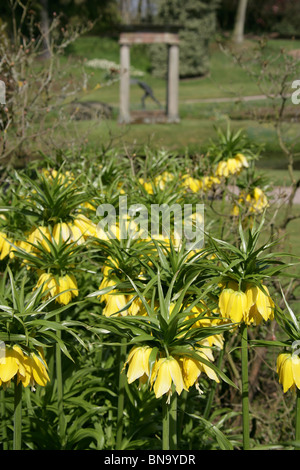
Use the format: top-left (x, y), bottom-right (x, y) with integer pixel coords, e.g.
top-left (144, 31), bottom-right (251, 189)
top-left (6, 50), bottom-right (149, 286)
top-left (118, 25), bottom-right (180, 124)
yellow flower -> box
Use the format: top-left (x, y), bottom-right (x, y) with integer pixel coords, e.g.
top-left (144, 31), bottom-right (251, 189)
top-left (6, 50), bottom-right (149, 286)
top-left (180, 356), bottom-right (202, 390)
top-left (234, 153), bottom-right (249, 169)
top-left (202, 175), bottom-right (220, 190)
top-left (35, 272), bottom-right (58, 298)
top-left (277, 353), bottom-right (300, 393)
top-left (182, 176), bottom-right (202, 193)
top-left (216, 157), bottom-right (245, 178)
top-left (227, 158), bottom-right (241, 175)
top-left (0, 344), bottom-right (50, 389)
top-left (102, 292), bottom-right (128, 317)
top-left (215, 161), bottom-right (229, 178)
top-left (245, 284), bottom-right (274, 325)
top-left (125, 345), bottom-right (152, 387)
top-left (27, 226), bottom-right (51, 252)
top-left (98, 257), bottom-right (132, 316)
top-left (98, 276), bottom-right (116, 303)
top-left (233, 188), bottom-right (268, 217)
top-left (35, 272), bottom-right (78, 305)
top-left (251, 187), bottom-right (268, 213)
top-left (73, 214), bottom-right (97, 239)
top-left (56, 275), bottom-right (77, 305)
top-left (96, 223), bottom-right (120, 241)
top-left (127, 296), bottom-right (149, 316)
top-left (150, 356), bottom-right (185, 400)
top-left (0, 345), bottom-right (23, 384)
top-left (219, 288), bottom-right (248, 323)
top-left (139, 178), bottom-right (154, 194)
top-left (53, 222), bottom-right (84, 245)
top-left (27, 350), bottom-right (50, 387)
top-left (181, 347), bottom-right (220, 391)
top-left (196, 344), bottom-right (220, 382)
top-left (0, 232), bottom-right (13, 260)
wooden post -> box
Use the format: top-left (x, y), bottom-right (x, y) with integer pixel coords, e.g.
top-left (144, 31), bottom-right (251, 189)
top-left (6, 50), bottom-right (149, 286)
top-left (167, 43), bottom-right (179, 123)
top-left (119, 43), bottom-right (131, 123)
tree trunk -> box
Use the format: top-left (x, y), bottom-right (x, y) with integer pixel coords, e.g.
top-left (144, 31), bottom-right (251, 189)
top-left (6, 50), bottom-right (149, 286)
top-left (120, 0), bottom-right (131, 25)
top-left (232, 0), bottom-right (248, 44)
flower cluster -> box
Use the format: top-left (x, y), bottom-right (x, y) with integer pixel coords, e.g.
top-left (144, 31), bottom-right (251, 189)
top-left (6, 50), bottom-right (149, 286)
top-left (219, 282), bottom-right (274, 326)
top-left (0, 344), bottom-right (50, 389)
top-left (125, 342), bottom-right (221, 402)
top-left (215, 153), bottom-right (249, 178)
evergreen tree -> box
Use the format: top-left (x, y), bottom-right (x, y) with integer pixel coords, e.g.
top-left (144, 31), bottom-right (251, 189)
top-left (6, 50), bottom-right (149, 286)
top-left (149, 0), bottom-right (220, 78)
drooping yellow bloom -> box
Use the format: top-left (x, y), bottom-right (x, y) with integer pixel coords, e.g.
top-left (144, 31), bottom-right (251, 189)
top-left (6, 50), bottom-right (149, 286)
top-left (0, 231), bottom-right (13, 260)
top-left (219, 288), bottom-right (248, 323)
top-left (0, 345), bottom-right (23, 384)
top-left (277, 353), bottom-right (300, 393)
top-left (73, 214), bottom-right (97, 239)
top-left (28, 226), bottom-right (51, 249)
top-left (150, 356), bottom-right (186, 400)
top-left (216, 154), bottom-right (248, 179)
top-left (98, 276), bottom-right (116, 303)
top-left (35, 272), bottom-right (58, 298)
top-left (0, 344), bottom-right (50, 389)
top-left (245, 284), bottom-right (274, 325)
top-left (98, 258), bottom-right (128, 316)
top-left (127, 296), bottom-right (150, 316)
top-left (232, 187), bottom-right (268, 217)
top-left (53, 222), bottom-right (84, 245)
top-left (102, 292), bottom-right (128, 317)
top-left (139, 178), bottom-right (154, 194)
top-left (196, 344), bottom-right (220, 382)
top-left (182, 176), bottom-right (202, 193)
top-left (125, 345), bottom-right (153, 387)
top-left (35, 272), bottom-right (78, 305)
top-left (56, 274), bottom-right (78, 305)
top-left (235, 153), bottom-right (249, 169)
top-left (251, 187), bottom-right (269, 213)
top-left (201, 175), bottom-right (221, 191)
top-left (226, 158), bottom-right (242, 175)
top-left (180, 346), bottom-right (220, 391)
top-left (96, 223), bottom-right (120, 241)
top-left (180, 356), bottom-right (202, 390)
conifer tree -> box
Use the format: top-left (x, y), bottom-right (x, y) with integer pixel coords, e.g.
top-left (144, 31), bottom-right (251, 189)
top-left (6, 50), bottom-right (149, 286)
top-left (149, 0), bottom-right (220, 78)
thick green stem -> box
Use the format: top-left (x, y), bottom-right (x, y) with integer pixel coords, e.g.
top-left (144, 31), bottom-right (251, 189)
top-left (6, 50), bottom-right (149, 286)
top-left (162, 398), bottom-right (170, 450)
top-left (169, 390), bottom-right (177, 450)
top-left (203, 347), bottom-right (225, 420)
top-left (295, 388), bottom-right (300, 447)
top-left (178, 390), bottom-right (188, 447)
top-left (241, 323), bottom-right (250, 450)
top-left (1, 389), bottom-right (8, 450)
top-left (13, 377), bottom-right (22, 450)
top-left (56, 314), bottom-right (65, 447)
top-left (162, 387), bottom-right (177, 450)
top-left (116, 338), bottom-right (127, 450)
